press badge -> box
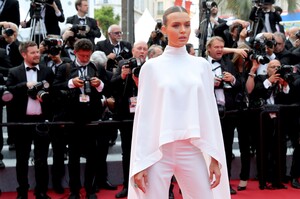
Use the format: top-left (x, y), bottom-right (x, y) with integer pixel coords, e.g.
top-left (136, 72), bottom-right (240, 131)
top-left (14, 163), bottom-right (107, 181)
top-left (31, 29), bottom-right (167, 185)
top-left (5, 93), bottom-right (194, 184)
top-left (129, 96), bottom-right (137, 113)
top-left (80, 94), bottom-right (90, 102)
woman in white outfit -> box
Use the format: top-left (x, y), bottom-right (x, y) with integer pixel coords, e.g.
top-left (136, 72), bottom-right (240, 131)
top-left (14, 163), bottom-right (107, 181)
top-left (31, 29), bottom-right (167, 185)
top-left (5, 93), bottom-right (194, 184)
top-left (128, 6), bottom-right (230, 199)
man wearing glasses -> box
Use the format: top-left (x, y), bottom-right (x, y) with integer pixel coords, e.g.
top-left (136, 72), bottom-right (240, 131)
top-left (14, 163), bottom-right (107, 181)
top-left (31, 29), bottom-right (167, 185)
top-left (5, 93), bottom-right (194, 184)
top-left (95, 24), bottom-right (132, 72)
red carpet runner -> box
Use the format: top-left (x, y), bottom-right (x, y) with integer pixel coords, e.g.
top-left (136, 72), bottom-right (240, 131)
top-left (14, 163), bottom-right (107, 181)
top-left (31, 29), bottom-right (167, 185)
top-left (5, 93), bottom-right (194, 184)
top-left (1, 180), bottom-right (299, 198)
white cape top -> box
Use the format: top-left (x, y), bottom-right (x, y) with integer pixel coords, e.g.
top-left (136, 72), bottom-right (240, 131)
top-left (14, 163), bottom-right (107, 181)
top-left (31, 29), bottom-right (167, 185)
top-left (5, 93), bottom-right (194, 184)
top-left (128, 45), bottom-right (230, 199)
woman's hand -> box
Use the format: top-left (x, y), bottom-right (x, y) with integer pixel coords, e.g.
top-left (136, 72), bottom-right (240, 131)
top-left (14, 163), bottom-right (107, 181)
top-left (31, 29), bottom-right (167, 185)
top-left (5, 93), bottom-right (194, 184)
top-left (209, 158), bottom-right (221, 189)
top-left (133, 170), bottom-right (148, 193)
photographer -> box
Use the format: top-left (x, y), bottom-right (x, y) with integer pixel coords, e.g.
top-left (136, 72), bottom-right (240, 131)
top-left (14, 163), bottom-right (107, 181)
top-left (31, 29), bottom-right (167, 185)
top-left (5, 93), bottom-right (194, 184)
top-left (206, 36), bottom-right (241, 195)
top-left (53, 38), bottom-right (104, 199)
top-left (0, 0), bottom-right (20, 31)
top-left (246, 59), bottom-right (291, 190)
top-left (6, 41), bottom-right (55, 199)
top-left (251, 32), bottom-right (277, 75)
top-left (273, 32), bottom-right (298, 65)
top-left (20, 0), bottom-right (65, 43)
top-left (111, 41), bottom-right (148, 198)
top-left (147, 20), bottom-right (168, 49)
top-left (249, 0), bottom-right (282, 35)
top-left (95, 24), bottom-right (133, 72)
top-left (285, 27), bottom-right (300, 51)
top-left (66, 0), bottom-right (101, 49)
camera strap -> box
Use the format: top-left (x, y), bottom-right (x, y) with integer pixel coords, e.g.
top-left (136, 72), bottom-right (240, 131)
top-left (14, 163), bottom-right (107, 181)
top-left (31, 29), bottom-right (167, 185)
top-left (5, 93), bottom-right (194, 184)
top-left (0, 0), bottom-right (6, 14)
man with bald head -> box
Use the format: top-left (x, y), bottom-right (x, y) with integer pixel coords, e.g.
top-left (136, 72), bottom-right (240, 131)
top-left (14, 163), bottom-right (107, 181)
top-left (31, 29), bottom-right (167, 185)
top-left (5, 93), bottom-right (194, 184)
top-left (285, 27), bottom-right (300, 50)
top-left (247, 59), bottom-right (291, 189)
top-left (95, 24), bottom-right (132, 72)
top-left (111, 41), bottom-right (148, 198)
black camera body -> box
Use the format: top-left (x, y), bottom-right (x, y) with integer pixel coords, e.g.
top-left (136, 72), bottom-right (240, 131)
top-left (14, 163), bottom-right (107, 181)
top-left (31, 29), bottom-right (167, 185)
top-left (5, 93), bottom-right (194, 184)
top-left (202, 0), bottom-right (217, 10)
top-left (70, 24), bottom-right (88, 38)
top-left (80, 76), bottom-right (92, 95)
top-left (253, 0), bottom-right (275, 5)
top-left (27, 80), bottom-right (50, 101)
top-left (43, 38), bottom-right (63, 56)
top-left (276, 65), bottom-right (294, 83)
top-left (115, 47), bottom-right (131, 62)
top-left (248, 38), bottom-right (271, 64)
top-left (122, 58), bottom-right (144, 77)
top-left (3, 28), bottom-right (14, 37)
top-left (295, 30), bottom-right (300, 39)
top-left (32, 0), bottom-right (54, 4)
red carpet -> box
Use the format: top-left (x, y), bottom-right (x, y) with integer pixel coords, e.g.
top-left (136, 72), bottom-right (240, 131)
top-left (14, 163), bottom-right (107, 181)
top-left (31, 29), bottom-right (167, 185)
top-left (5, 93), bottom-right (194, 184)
top-left (1, 180), bottom-right (299, 198)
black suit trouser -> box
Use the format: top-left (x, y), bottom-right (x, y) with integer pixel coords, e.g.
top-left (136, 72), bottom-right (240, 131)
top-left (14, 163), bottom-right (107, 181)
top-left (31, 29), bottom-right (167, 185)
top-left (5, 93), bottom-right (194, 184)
top-left (15, 116), bottom-right (50, 194)
top-left (119, 123), bottom-right (133, 188)
top-left (67, 124), bottom-right (98, 194)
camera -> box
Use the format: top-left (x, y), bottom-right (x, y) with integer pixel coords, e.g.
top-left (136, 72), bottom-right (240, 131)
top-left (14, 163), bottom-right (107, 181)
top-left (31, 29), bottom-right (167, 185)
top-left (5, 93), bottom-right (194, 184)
top-left (202, 0), bottom-right (217, 10)
top-left (70, 24), bottom-right (89, 37)
top-left (236, 24), bottom-right (254, 38)
top-left (0, 85), bottom-right (13, 102)
top-left (115, 47), bottom-right (131, 62)
top-left (43, 38), bottom-right (63, 56)
top-left (253, 0), bottom-right (275, 5)
top-left (3, 28), bottom-right (14, 37)
top-left (122, 57), bottom-right (144, 77)
top-left (215, 75), bottom-right (232, 89)
top-left (247, 38), bottom-right (270, 64)
top-left (80, 76), bottom-right (92, 95)
top-left (295, 30), bottom-right (300, 39)
top-left (27, 80), bottom-right (50, 101)
top-left (275, 65), bottom-right (294, 83)
top-left (31, 0), bottom-right (54, 4)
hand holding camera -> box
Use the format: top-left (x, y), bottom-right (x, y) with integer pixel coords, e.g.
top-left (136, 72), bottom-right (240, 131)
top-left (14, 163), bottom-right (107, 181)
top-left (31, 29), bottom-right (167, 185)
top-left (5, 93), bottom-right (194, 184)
top-left (121, 65), bottom-right (131, 80)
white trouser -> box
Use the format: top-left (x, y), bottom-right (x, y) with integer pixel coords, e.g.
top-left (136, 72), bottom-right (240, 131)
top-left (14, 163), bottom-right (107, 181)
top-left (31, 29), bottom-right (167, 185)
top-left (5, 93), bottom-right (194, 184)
top-left (138, 139), bottom-right (213, 199)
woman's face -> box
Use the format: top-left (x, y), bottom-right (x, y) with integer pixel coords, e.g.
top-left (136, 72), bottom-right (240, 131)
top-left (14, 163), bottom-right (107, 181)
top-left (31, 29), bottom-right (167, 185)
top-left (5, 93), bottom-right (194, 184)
top-left (162, 12), bottom-right (191, 48)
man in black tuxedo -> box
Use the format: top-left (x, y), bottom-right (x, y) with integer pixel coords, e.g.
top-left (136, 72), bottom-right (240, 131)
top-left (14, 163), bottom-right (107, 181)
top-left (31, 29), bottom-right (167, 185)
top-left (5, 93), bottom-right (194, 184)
top-left (95, 24), bottom-right (132, 72)
top-left (249, 1), bottom-right (282, 35)
top-left (0, 21), bottom-right (24, 150)
top-left (0, 0), bottom-right (20, 30)
top-left (206, 36), bottom-right (241, 195)
top-left (246, 59), bottom-right (291, 190)
top-left (20, 0), bottom-right (65, 43)
top-left (0, 21), bottom-right (23, 68)
top-left (6, 41), bottom-right (55, 199)
top-left (53, 38), bottom-right (105, 199)
top-left (66, 0), bottom-right (101, 48)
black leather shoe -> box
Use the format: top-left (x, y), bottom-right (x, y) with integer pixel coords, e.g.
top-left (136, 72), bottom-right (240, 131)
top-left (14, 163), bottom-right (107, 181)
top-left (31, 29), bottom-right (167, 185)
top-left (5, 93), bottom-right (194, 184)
top-left (237, 186), bottom-right (246, 191)
top-left (17, 192), bottom-right (28, 199)
top-left (99, 180), bottom-right (118, 190)
top-left (68, 193), bottom-right (80, 199)
top-left (291, 178), bottom-right (300, 189)
top-left (35, 192), bottom-right (51, 199)
top-left (86, 193), bottom-right (98, 199)
top-left (53, 184), bottom-right (64, 194)
top-left (230, 186), bottom-right (237, 195)
top-left (115, 187), bottom-right (128, 198)
top-left (0, 159), bottom-right (5, 169)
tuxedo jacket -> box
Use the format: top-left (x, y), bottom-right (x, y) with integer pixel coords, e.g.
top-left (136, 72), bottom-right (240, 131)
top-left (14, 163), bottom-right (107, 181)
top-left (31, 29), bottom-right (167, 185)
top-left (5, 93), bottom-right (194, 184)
top-left (0, 48), bottom-right (12, 76)
top-left (0, 36), bottom-right (24, 67)
top-left (53, 61), bottom-right (105, 122)
top-left (0, 0), bottom-right (20, 27)
top-left (249, 74), bottom-right (291, 105)
top-left (27, 0), bottom-right (65, 35)
top-left (249, 7), bottom-right (282, 34)
top-left (95, 39), bottom-right (133, 71)
top-left (211, 56), bottom-right (241, 111)
top-left (66, 15), bottom-right (101, 46)
top-left (6, 63), bottom-right (55, 121)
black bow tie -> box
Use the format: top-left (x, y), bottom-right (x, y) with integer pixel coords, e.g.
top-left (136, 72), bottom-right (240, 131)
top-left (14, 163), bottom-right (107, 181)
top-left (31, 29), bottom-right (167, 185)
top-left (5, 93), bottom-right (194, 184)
top-left (78, 65), bottom-right (87, 70)
top-left (212, 59), bottom-right (221, 64)
top-left (79, 18), bottom-right (85, 21)
top-left (26, 67), bottom-right (37, 71)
